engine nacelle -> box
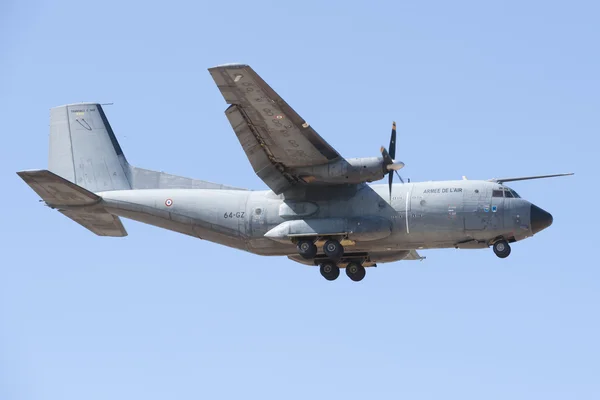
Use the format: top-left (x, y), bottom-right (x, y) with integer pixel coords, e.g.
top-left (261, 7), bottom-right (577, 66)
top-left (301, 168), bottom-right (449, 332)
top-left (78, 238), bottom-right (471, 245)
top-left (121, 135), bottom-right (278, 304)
top-left (290, 157), bottom-right (386, 185)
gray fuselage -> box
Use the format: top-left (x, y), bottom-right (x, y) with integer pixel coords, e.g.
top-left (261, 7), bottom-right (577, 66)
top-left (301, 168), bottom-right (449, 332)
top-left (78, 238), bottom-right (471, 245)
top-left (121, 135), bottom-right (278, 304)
top-left (98, 179), bottom-right (540, 263)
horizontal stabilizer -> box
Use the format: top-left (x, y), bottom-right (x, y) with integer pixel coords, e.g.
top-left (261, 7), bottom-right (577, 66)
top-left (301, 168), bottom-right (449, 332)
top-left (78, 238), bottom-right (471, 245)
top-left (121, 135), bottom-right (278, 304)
top-left (59, 209), bottom-right (127, 237)
top-left (17, 169), bottom-right (127, 237)
top-left (17, 169), bottom-right (100, 206)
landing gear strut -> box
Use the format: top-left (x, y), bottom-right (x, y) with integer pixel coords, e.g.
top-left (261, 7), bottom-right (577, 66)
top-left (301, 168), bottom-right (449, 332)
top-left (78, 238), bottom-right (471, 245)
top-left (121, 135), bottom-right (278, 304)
top-left (493, 239), bottom-right (511, 258)
top-left (323, 239), bottom-right (344, 261)
top-left (320, 262), bottom-right (340, 281)
top-left (297, 239), bottom-right (317, 259)
top-left (346, 261), bottom-right (366, 282)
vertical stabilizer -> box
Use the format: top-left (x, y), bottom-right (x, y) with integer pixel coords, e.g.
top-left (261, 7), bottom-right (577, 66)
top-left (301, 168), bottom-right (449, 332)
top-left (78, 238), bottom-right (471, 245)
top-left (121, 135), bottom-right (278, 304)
top-left (49, 103), bottom-right (131, 192)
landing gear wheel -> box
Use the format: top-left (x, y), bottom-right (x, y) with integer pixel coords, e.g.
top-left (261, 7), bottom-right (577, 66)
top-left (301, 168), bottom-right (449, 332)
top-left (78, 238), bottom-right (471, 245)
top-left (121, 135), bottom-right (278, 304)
top-left (297, 240), bottom-right (317, 259)
top-left (493, 240), bottom-right (511, 258)
top-left (323, 239), bottom-right (344, 261)
top-left (320, 262), bottom-right (340, 281)
top-left (346, 262), bottom-right (366, 282)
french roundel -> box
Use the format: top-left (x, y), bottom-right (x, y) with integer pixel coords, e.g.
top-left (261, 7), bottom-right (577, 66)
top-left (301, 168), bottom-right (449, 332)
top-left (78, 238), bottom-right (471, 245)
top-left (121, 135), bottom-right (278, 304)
top-left (165, 199), bottom-right (173, 207)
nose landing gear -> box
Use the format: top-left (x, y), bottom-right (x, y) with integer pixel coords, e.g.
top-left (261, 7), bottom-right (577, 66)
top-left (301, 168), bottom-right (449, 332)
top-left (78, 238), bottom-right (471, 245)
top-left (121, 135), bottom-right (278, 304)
top-left (492, 239), bottom-right (511, 258)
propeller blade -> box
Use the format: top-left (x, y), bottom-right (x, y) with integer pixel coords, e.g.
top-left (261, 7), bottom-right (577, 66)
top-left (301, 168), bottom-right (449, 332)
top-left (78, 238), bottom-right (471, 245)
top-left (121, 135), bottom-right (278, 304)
top-left (383, 121), bottom-right (405, 200)
top-left (380, 146), bottom-right (393, 165)
top-left (388, 170), bottom-right (393, 200)
top-left (389, 121), bottom-right (397, 160)
top-left (394, 170), bottom-right (405, 184)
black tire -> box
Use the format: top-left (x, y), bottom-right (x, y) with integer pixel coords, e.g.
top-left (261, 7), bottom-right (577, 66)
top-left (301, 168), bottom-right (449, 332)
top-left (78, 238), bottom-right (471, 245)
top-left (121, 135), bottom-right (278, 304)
top-left (320, 262), bottom-right (340, 281)
top-left (346, 262), bottom-right (366, 282)
top-left (323, 239), bottom-right (344, 261)
top-left (297, 240), bottom-right (317, 259)
top-left (493, 240), bottom-right (511, 258)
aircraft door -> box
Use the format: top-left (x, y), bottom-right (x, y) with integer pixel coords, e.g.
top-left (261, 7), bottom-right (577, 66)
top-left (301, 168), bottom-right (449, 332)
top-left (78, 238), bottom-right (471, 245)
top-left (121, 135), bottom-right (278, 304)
top-left (390, 190), bottom-right (409, 234)
top-left (250, 206), bottom-right (268, 236)
top-left (489, 189), bottom-right (505, 230)
top-left (463, 187), bottom-right (491, 231)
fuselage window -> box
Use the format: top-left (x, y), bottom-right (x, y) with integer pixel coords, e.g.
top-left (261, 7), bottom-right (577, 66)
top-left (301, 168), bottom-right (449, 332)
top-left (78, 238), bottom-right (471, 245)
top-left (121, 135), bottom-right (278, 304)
top-left (505, 190), bottom-right (514, 198)
top-left (492, 190), bottom-right (504, 198)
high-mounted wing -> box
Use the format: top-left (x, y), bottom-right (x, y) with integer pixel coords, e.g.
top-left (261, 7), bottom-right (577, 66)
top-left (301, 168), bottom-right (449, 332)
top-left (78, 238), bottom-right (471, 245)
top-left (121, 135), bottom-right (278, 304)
top-left (488, 173), bottom-right (574, 183)
top-left (208, 64), bottom-right (342, 194)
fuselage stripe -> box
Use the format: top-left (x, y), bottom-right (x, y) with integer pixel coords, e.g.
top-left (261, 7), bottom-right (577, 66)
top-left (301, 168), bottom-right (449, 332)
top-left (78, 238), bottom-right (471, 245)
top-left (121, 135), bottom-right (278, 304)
top-left (406, 191), bottom-right (410, 234)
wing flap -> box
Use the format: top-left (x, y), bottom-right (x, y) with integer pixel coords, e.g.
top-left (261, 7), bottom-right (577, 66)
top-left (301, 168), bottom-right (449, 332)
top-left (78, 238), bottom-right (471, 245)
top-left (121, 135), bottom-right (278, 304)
top-left (209, 64), bottom-right (346, 193)
top-left (225, 105), bottom-right (294, 193)
top-left (209, 64), bottom-right (340, 167)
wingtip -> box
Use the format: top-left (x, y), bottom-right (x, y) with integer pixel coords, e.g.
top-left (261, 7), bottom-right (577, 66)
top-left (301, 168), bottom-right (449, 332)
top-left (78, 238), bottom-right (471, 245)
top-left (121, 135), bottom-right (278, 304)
top-left (208, 63), bottom-right (249, 70)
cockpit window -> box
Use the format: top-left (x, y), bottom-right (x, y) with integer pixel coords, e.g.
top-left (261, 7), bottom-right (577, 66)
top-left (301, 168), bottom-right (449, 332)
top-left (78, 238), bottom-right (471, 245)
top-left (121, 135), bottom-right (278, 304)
top-left (498, 186), bottom-right (521, 199)
top-left (492, 190), bottom-right (504, 198)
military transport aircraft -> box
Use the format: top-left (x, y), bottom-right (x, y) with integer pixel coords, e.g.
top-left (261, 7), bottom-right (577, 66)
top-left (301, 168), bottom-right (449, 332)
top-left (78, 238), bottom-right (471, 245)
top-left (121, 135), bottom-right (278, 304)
top-left (18, 64), bottom-right (573, 282)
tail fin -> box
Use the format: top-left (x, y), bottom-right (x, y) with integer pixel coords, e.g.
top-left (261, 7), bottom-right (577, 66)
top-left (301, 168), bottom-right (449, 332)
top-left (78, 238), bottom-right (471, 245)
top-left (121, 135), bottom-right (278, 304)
top-left (18, 103), bottom-right (244, 237)
top-left (48, 103), bottom-right (247, 192)
top-left (49, 103), bottom-right (131, 192)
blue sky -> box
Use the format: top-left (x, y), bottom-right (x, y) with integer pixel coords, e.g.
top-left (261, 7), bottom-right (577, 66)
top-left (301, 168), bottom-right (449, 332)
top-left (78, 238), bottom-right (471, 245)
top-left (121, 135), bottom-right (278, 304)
top-left (1, 1), bottom-right (598, 399)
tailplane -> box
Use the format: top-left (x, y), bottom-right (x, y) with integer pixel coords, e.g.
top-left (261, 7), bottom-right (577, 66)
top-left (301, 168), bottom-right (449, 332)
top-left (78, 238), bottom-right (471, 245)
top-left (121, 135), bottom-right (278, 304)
top-left (17, 169), bottom-right (127, 236)
top-left (18, 103), bottom-right (245, 236)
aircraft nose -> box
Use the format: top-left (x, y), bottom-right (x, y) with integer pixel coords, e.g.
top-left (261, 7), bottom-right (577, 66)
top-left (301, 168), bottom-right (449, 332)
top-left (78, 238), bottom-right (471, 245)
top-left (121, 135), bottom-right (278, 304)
top-left (530, 204), bottom-right (553, 234)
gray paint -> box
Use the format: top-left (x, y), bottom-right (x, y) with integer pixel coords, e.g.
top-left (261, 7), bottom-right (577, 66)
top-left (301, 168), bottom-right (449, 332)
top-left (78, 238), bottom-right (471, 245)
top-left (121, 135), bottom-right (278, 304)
top-left (19, 65), bottom-right (569, 271)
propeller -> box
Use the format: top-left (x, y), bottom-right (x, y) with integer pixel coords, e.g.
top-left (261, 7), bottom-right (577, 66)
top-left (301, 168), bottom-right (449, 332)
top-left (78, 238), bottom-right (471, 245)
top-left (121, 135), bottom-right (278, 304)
top-left (380, 121), bottom-right (405, 200)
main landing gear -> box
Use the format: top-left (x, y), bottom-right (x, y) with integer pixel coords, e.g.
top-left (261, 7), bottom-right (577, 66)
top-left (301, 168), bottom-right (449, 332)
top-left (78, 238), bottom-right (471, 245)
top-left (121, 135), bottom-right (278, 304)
top-left (296, 238), bottom-right (344, 262)
top-left (320, 262), bottom-right (340, 281)
top-left (323, 239), bottom-right (344, 261)
top-left (493, 239), bottom-right (511, 258)
top-left (319, 261), bottom-right (367, 282)
top-left (296, 238), bottom-right (367, 282)
top-left (345, 261), bottom-right (366, 282)
top-left (297, 239), bottom-right (318, 259)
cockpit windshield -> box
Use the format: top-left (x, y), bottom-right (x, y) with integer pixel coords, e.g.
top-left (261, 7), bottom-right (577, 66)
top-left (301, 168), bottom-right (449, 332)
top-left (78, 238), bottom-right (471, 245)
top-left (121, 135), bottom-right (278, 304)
top-left (500, 186), bottom-right (521, 198)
